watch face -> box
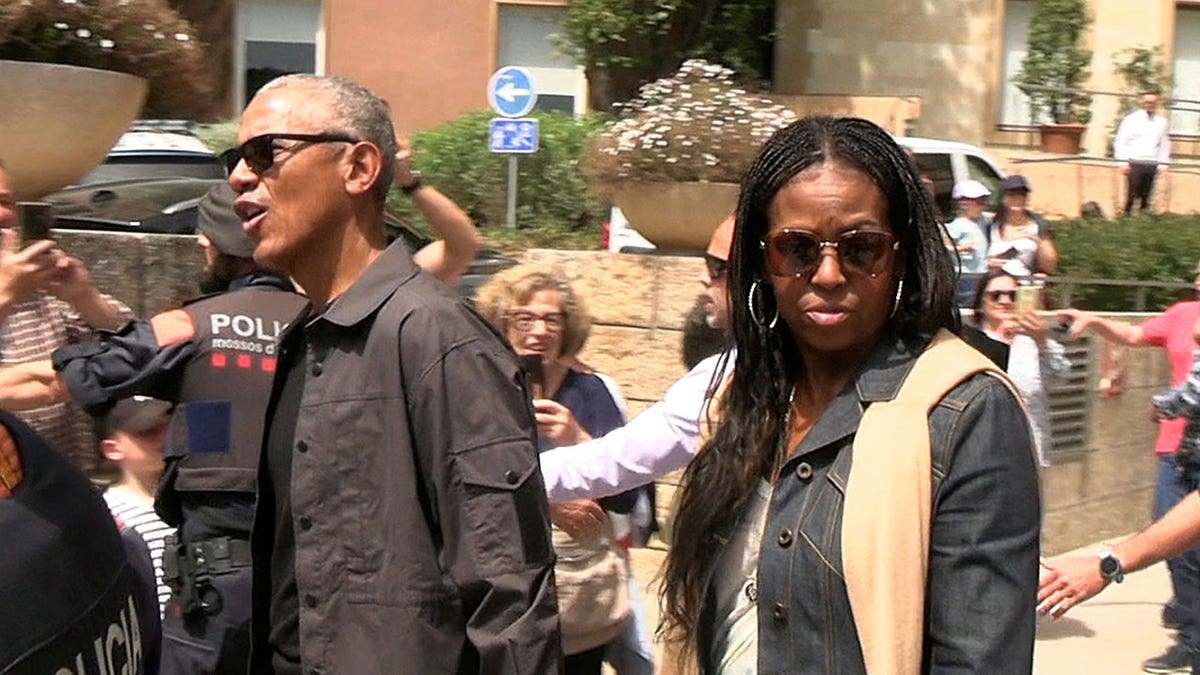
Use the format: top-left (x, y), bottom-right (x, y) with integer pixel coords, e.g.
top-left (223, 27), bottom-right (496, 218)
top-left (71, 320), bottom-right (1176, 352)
top-left (1100, 554), bottom-right (1120, 577)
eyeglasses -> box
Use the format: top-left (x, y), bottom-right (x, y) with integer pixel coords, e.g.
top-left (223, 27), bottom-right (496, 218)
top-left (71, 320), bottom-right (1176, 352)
top-left (508, 311), bottom-right (566, 332)
top-left (221, 132), bottom-right (360, 176)
top-left (760, 229), bottom-right (898, 278)
top-left (985, 289), bottom-right (1017, 302)
top-left (704, 253), bottom-right (728, 282)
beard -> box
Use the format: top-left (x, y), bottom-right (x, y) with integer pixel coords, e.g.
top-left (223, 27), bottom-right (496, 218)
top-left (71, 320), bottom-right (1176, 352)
top-left (198, 254), bottom-right (244, 294)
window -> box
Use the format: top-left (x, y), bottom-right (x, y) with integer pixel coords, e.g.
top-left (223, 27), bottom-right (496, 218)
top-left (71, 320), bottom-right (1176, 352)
top-left (496, 3), bottom-right (587, 115)
top-left (1172, 6), bottom-right (1200, 136)
top-left (237, 0), bottom-right (322, 107)
top-left (998, 0), bottom-right (1043, 126)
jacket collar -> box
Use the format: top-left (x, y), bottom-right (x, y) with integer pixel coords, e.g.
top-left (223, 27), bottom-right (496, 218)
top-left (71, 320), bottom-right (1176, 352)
top-left (792, 331), bottom-right (931, 458)
top-left (313, 239), bottom-right (421, 328)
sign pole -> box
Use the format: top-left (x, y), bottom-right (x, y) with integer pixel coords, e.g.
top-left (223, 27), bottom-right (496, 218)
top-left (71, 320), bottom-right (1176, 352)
top-left (506, 156), bottom-right (518, 229)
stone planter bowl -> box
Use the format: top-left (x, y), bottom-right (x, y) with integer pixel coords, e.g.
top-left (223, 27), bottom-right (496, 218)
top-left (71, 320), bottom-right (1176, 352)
top-left (611, 181), bottom-right (741, 251)
top-left (0, 61), bottom-right (147, 200)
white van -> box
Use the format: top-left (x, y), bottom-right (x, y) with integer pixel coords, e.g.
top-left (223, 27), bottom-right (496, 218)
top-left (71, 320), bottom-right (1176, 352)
top-left (604, 136), bottom-right (1007, 252)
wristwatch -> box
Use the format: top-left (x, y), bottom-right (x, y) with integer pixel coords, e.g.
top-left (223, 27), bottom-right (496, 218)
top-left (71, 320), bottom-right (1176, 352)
top-left (1098, 548), bottom-right (1125, 584)
top-left (400, 171), bottom-right (423, 195)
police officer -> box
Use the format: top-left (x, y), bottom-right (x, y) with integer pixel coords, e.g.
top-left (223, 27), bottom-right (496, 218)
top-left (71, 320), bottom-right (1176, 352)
top-left (52, 183), bottom-right (307, 674)
top-left (0, 410), bottom-right (159, 674)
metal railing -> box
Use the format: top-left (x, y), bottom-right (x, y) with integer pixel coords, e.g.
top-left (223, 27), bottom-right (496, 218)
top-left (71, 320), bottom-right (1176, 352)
top-left (1045, 275), bottom-right (1194, 311)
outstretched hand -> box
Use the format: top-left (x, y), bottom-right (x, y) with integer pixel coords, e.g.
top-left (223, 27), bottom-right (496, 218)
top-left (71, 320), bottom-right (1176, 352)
top-left (1037, 556), bottom-right (1108, 618)
top-left (550, 499), bottom-right (608, 542)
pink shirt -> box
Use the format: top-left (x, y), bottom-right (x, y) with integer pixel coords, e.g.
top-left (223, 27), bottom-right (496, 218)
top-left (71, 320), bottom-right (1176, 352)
top-left (1141, 301), bottom-right (1200, 453)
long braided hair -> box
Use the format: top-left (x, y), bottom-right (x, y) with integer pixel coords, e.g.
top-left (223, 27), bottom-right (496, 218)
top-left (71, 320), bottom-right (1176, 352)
top-left (659, 116), bottom-right (959, 650)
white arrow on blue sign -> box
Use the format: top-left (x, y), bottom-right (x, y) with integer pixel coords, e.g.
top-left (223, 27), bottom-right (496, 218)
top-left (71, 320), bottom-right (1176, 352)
top-left (489, 118), bottom-right (539, 154)
top-left (488, 66), bottom-right (538, 118)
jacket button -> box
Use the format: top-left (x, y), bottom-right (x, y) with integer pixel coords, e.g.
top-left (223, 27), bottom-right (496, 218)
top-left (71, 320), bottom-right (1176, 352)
top-left (296, 441), bottom-right (308, 454)
top-left (795, 462), bottom-right (813, 481)
top-left (303, 594), bottom-right (318, 608)
top-left (298, 516), bottom-right (312, 531)
top-left (772, 603), bottom-right (787, 623)
top-left (744, 581), bottom-right (758, 603)
top-left (310, 361), bottom-right (323, 377)
top-left (504, 469), bottom-right (520, 485)
top-left (777, 528), bottom-right (793, 548)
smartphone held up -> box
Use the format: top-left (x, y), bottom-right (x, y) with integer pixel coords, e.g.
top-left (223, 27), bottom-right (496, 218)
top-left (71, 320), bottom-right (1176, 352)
top-left (15, 202), bottom-right (54, 247)
top-left (518, 353), bottom-right (545, 400)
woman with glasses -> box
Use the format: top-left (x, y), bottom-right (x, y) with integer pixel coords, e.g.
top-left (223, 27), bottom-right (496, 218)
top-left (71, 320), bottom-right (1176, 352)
top-left (659, 116), bottom-right (1040, 674)
top-left (476, 265), bottom-right (648, 675)
top-left (971, 270), bottom-right (1069, 467)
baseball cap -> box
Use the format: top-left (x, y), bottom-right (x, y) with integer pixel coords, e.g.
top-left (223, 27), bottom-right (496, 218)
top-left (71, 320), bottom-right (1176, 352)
top-left (1000, 175), bottom-right (1032, 193)
top-left (952, 180), bottom-right (991, 200)
top-left (97, 396), bottom-right (172, 439)
top-left (197, 183), bottom-right (256, 259)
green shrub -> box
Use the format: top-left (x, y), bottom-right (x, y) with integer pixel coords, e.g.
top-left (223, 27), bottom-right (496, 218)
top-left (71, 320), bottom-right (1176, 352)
top-left (194, 120), bottom-right (239, 154)
top-left (1052, 214), bottom-right (1200, 310)
top-left (386, 111), bottom-right (608, 238)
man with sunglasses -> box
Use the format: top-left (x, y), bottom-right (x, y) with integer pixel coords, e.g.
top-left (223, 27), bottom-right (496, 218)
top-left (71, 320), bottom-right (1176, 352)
top-left (226, 74), bottom-right (559, 675)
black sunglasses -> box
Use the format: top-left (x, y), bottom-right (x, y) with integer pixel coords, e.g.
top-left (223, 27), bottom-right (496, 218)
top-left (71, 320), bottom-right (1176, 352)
top-left (760, 229), bottom-right (898, 278)
top-left (221, 132), bottom-right (360, 176)
top-left (985, 289), bottom-right (1017, 302)
top-left (704, 253), bottom-right (728, 281)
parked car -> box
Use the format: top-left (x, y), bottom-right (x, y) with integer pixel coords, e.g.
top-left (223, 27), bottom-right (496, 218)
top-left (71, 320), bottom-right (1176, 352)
top-left (72, 120), bottom-right (225, 187)
top-left (43, 177), bottom-right (515, 299)
top-left (603, 136), bottom-right (1007, 253)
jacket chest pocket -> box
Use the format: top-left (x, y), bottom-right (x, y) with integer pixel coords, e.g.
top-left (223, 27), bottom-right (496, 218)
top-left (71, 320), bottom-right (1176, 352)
top-left (789, 445), bottom-right (851, 578)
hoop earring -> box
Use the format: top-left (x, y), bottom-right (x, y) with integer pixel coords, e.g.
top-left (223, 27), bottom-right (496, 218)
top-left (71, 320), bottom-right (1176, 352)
top-left (748, 280), bottom-right (779, 330)
top-left (890, 278), bottom-right (904, 318)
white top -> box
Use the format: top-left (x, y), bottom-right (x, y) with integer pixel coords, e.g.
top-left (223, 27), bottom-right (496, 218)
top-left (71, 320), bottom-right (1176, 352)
top-left (983, 330), bottom-right (1069, 467)
top-left (709, 479), bottom-right (772, 675)
top-left (1114, 110), bottom-right (1170, 167)
top-left (104, 486), bottom-right (175, 616)
top-left (945, 216), bottom-right (990, 274)
top-left (540, 351), bottom-right (727, 501)
top-left (986, 233), bottom-right (1040, 277)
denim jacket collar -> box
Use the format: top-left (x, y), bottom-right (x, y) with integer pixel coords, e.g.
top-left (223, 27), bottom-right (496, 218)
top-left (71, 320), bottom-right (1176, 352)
top-left (792, 331), bottom-right (932, 459)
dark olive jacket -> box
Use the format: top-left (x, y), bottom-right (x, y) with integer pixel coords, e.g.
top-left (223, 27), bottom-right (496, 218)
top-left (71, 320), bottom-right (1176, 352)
top-left (249, 241), bottom-right (561, 675)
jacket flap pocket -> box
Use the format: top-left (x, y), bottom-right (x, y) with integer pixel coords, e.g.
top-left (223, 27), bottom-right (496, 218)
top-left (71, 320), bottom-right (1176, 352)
top-left (457, 439), bottom-right (538, 491)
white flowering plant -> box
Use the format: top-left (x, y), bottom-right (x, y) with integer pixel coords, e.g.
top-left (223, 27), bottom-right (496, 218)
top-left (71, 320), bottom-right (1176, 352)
top-left (584, 59), bottom-right (797, 195)
top-left (0, 0), bottom-right (213, 117)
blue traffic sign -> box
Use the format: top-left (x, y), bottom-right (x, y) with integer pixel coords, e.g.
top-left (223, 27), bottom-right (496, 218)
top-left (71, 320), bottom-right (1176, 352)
top-left (489, 118), bottom-right (539, 154)
top-left (488, 67), bottom-right (537, 117)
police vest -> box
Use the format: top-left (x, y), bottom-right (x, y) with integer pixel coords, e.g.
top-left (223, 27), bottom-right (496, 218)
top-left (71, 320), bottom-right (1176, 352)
top-left (162, 283), bottom-right (306, 497)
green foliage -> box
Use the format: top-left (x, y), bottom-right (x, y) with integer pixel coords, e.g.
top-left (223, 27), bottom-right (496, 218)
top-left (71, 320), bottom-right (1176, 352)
top-left (193, 120), bottom-right (239, 154)
top-left (385, 111), bottom-right (608, 237)
top-left (1052, 214), bottom-right (1200, 311)
top-left (1015, 0), bottom-right (1093, 125)
top-left (0, 0), bottom-right (215, 118)
top-left (557, 0), bottom-right (775, 110)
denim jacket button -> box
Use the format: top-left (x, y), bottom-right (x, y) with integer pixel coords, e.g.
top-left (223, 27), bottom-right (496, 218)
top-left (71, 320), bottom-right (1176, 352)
top-left (772, 603), bottom-right (787, 623)
top-left (310, 361), bottom-right (323, 377)
top-left (504, 469), bottom-right (520, 485)
top-left (744, 581), bottom-right (758, 603)
top-left (795, 462), bottom-right (813, 481)
top-left (777, 528), bottom-right (793, 548)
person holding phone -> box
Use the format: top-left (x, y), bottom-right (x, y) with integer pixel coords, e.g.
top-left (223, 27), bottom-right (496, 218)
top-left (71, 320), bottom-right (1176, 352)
top-left (0, 162), bottom-right (132, 478)
top-left (477, 264), bottom-right (649, 675)
top-left (970, 270), bottom-right (1069, 467)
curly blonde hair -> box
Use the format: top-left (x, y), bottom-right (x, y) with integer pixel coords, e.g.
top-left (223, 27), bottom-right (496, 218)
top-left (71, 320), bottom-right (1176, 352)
top-left (475, 264), bottom-right (591, 358)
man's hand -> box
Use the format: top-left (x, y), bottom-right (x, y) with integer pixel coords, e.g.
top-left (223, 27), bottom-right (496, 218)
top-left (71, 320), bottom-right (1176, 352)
top-left (0, 420), bottom-right (23, 498)
top-left (1057, 308), bottom-right (1093, 340)
top-left (1037, 556), bottom-right (1109, 618)
top-left (534, 399), bottom-right (591, 445)
top-left (394, 137), bottom-right (418, 190)
top-left (0, 229), bottom-right (57, 306)
top-left (550, 499), bottom-right (608, 541)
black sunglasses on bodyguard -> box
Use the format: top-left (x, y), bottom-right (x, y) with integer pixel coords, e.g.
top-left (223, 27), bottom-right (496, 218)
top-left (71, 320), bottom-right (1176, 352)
top-left (221, 132), bottom-right (361, 176)
top-left (760, 229), bottom-right (898, 278)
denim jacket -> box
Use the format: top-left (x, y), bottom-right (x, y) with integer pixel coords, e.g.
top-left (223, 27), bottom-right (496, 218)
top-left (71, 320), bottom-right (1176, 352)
top-left (697, 333), bottom-right (1041, 674)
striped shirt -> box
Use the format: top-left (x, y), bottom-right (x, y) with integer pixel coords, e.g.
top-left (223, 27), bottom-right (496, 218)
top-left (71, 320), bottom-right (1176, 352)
top-left (104, 487), bottom-right (174, 616)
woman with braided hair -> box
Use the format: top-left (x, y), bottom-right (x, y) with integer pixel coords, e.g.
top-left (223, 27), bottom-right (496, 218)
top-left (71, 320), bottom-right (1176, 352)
top-left (659, 116), bottom-right (1040, 674)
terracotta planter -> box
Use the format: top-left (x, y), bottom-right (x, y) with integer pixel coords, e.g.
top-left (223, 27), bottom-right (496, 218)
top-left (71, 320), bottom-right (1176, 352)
top-left (1037, 123), bottom-right (1086, 155)
top-left (611, 182), bottom-right (740, 250)
top-left (0, 61), bottom-right (147, 199)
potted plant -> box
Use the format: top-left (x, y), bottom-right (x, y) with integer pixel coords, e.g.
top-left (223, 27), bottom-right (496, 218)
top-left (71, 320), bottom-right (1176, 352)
top-left (583, 59), bottom-right (796, 249)
top-left (1014, 0), bottom-right (1093, 154)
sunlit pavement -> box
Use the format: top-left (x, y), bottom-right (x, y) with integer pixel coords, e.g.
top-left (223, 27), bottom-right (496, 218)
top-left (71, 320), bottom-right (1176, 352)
top-left (627, 539), bottom-right (1178, 674)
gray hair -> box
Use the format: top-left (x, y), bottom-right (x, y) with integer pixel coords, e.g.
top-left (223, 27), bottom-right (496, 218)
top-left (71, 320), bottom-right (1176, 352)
top-left (258, 74), bottom-right (397, 202)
